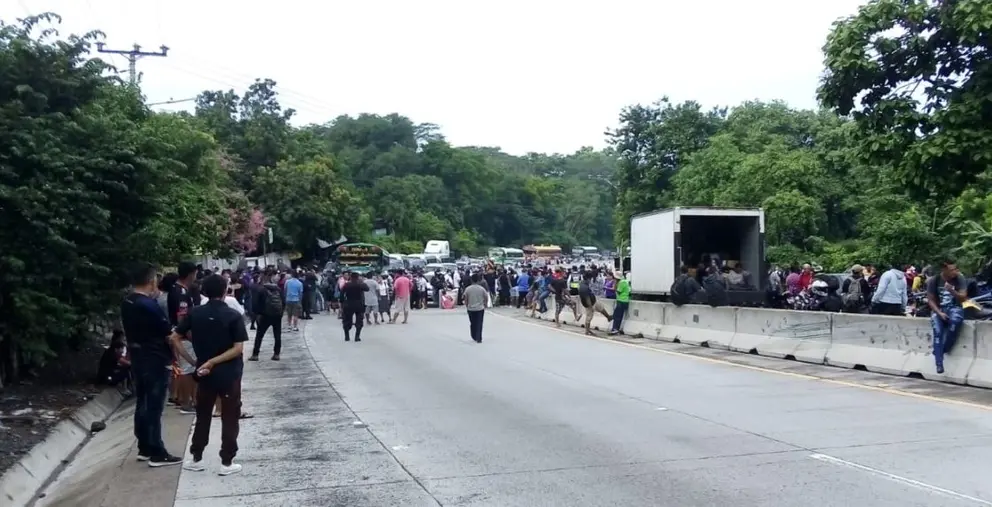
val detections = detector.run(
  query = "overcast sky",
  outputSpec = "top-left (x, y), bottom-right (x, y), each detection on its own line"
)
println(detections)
top-left (10, 0), bottom-right (866, 155)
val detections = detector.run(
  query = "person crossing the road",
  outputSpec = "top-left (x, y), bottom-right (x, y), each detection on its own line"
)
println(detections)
top-left (249, 272), bottom-right (283, 362)
top-left (391, 270), bottom-right (413, 324)
top-left (341, 272), bottom-right (369, 342)
top-left (464, 273), bottom-right (490, 343)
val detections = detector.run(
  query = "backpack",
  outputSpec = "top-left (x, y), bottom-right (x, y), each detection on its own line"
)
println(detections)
top-left (263, 285), bottom-right (284, 317)
top-left (843, 278), bottom-right (863, 311)
top-left (670, 276), bottom-right (690, 306)
top-left (568, 273), bottom-right (581, 294)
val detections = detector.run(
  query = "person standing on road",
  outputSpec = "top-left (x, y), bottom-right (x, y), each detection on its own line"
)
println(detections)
top-left (283, 272), bottom-right (304, 332)
top-left (249, 272), bottom-right (284, 362)
top-left (364, 273), bottom-right (380, 325)
top-left (120, 263), bottom-right (182, 467)
top-left (341, 272), bottom-right (369, 341)
top-left (391, 270), bottom-right (413, 324)
top-left (170, 274), bottom-right (246, 476)
top-left (464, 273), bottom-right (489, 343)
top-left (609, 273), bottom-right (631, 336)
top-left (167, 262), bottom-right (199, 415)
top-left (579, 271), bottom-right (613, 336)
top-left (515, 269), bottom-right (530, 309)
top-left (376, 274), bottom-right (392, 323)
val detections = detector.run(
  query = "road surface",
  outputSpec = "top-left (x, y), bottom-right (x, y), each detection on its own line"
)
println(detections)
top-left (173, 308), bottom-right (992, 507)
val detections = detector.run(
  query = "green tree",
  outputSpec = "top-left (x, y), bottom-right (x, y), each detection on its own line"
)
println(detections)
top-left (250, 156), bottom-right (368, 257)
top-left (609, 98), bottom-right (725, 243)
top-left (818, 0), bottom-right (992, 199)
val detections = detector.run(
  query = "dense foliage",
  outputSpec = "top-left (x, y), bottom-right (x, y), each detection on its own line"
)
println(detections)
top-left (613, 0), bottom-right (992, 274)
top-left (0, 15), bottom-right (614, 384)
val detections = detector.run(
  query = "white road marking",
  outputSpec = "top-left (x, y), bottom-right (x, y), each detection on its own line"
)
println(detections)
top-left (391, 445), bottom-right (409, 451)
top-left (809, 453), bottom-right (992, 505)
top-left (655, 407), bottom-right (669, 411)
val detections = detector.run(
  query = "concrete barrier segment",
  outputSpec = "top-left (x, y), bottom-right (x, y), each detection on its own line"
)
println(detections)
top-left (730, 308), bottom-right (831, 364)
top-left (968, 322), bottom-right (992, 388)
top-left (662, 304), bottom-right (736, 349)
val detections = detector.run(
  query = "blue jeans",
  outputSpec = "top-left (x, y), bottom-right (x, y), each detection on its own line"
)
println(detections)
top-left (133, 357), bottom-right (170, 457)
top-left (612, 301), bottom-right (629, 332)
top-left (931, 306), bottom-right (965, 370)
top-left (538, 289), bottom-right (550, 313)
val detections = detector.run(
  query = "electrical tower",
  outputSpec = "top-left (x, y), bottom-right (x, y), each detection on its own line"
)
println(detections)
top-left (95, 42), bottom-right (169, 84)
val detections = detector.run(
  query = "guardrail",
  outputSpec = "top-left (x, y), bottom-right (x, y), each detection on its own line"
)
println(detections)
top-left (547, 300), bottom-right (991, 388)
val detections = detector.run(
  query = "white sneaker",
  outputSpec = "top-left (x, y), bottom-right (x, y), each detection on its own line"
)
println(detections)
top-left (218, 463), bottom-right (242, 476)
top-left (182, 459), bottom-right (205, 472)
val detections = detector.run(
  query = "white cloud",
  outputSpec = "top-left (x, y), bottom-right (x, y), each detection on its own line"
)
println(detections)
top-left (9, 0), bottom-right (867, 155)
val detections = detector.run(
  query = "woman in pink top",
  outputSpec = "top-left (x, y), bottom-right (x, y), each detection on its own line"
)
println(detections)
top-left (391, 272), bottom-right (412, 324)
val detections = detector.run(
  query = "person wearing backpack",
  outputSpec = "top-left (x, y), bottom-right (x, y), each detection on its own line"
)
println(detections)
top-left (670, 265), bottom-right (703, 307)
top-left (249, 272), bottom-right (284, 361)
top-left (841, 264), bottom-right (870, 313)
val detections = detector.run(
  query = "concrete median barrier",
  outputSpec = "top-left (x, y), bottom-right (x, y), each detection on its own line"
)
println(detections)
top-left (622, 301), bottom-right (666, 339)
top-left (968, 322), bottom-right (992, 388)
top-left (529, 297), bottom-right (992, 388)
top-left (730, 307), bottom-right (831, 363)
top-left (661, 304), bottom-right (736, 349)
top-left (600, 301), bottom-right (992, 388)
top-left (827, 313), bottom-right (976, 384)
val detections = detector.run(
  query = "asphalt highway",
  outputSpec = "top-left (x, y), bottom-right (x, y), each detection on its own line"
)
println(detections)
top-left (174, 308), bottom-right (992, 507)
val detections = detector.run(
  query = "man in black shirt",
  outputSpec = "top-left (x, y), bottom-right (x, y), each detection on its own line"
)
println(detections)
top-left (170, 274), bottom-right (248, 476)
top-left (168, 262), bottom-right (199, 326)
top-left (120, 263), bottom-right (182, 467)
top-left (340, 272), bottom-right (369, 342)
top-left (168, 261), bottom-right (199, 414)
top-left (303, 269), bottom-right (318, 319)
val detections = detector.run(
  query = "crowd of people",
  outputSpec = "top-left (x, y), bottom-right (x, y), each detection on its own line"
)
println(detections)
top-left (106, 254), bottom-right (637, 476)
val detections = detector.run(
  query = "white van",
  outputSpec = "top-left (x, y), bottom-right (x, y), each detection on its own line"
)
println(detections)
top-left (424, 240), bottom-right (451, 261)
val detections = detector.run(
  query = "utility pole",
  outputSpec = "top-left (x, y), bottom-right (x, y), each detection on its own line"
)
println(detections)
top-left (95, 42), bottom-right (169, 85)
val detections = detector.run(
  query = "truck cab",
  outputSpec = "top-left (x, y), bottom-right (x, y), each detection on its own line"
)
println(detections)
top-left (424, 240), bottom-right (451, 261)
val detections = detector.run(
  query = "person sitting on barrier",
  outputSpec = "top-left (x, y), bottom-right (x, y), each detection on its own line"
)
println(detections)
top-left (670, 265), bottom-right (703, 307)
top-left (928, 258), bottom-right (968, 374)
top-left (702, 266), bottom-right (729, 307)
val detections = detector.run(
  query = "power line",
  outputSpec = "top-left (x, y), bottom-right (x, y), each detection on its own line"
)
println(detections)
top-left (95, 42), bottom-right (169, 85)
top-left (159, 61), bottom-right (341, 119)
top-left (169, 55), bottom-right (345, 115)
top-left (147, 97), bottom-right (196, 107)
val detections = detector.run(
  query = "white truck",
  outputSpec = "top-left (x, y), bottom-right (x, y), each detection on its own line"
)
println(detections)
top-left (630, 207), bottom-right (765, 303)
top-left (424, 240), bottom-right (451, 261)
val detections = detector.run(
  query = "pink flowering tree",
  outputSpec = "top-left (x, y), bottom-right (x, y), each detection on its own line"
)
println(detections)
top-left (225, 207), bottom-right (267, 254)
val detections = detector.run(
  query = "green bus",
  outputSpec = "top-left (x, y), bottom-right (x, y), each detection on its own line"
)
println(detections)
top-left (331, 243), bottom-right (388, 274)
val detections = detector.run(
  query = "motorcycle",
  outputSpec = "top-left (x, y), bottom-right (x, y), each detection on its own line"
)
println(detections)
top-left (963, 292), bottom-right (992, 321)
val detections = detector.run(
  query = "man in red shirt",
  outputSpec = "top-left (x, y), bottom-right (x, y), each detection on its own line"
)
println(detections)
top-left (390, 271), bottom-right (413, 324)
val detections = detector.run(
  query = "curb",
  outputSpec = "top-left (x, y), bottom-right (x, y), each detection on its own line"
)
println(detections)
top-left (0, 388), bottom-right (125, 507)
